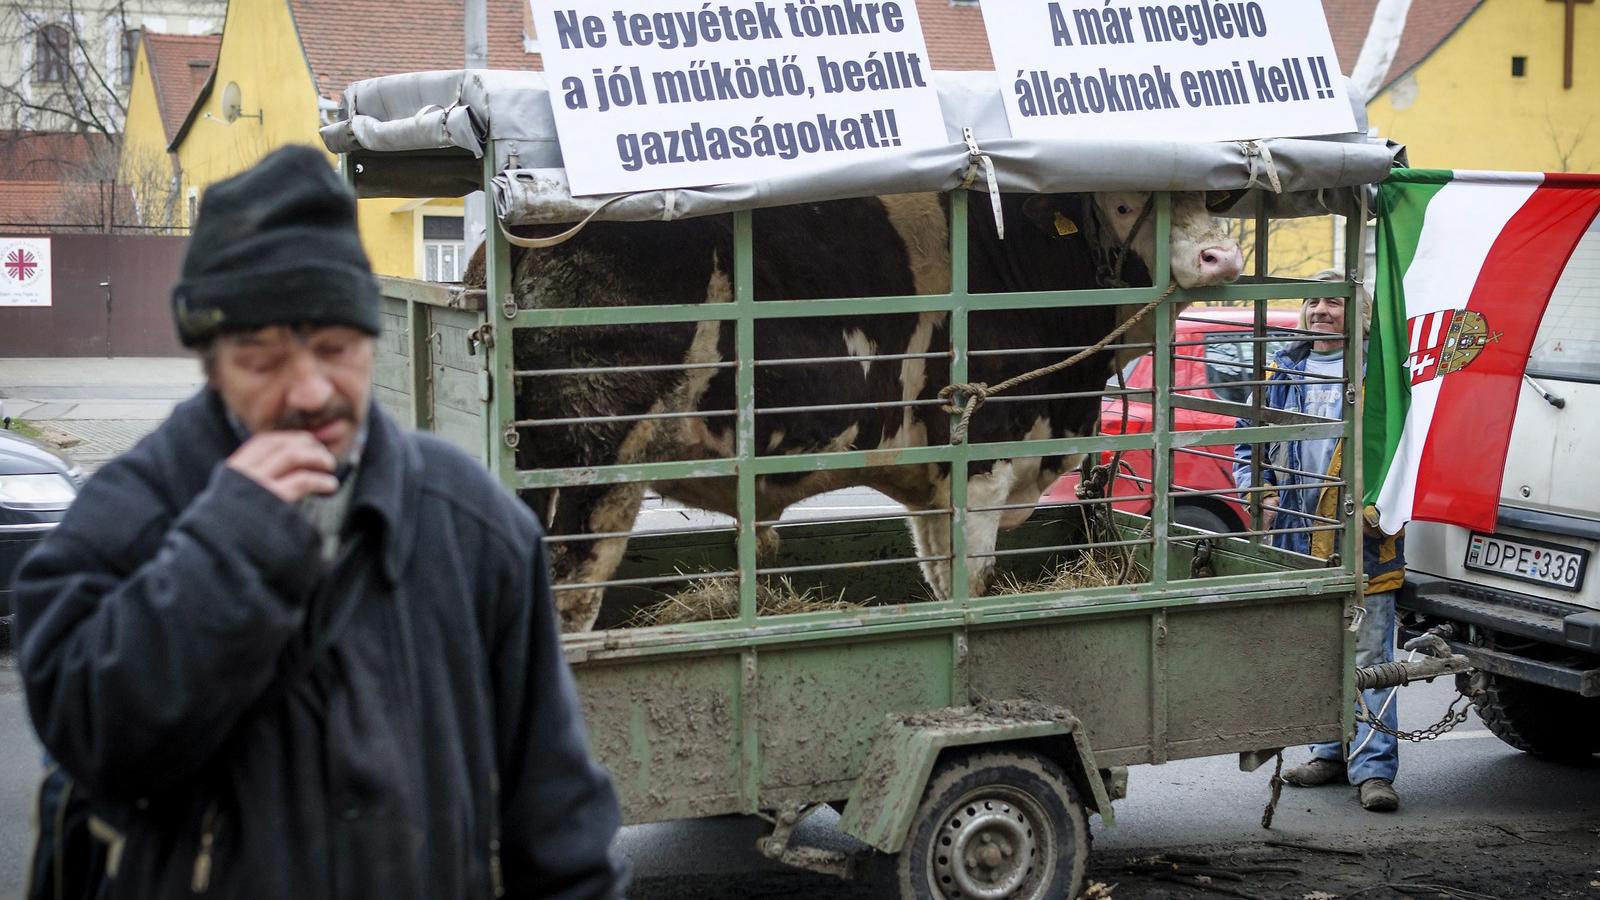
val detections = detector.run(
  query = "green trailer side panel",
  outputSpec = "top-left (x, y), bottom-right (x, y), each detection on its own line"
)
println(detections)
top-left (1163, 599), bottom-right (1346, 751)
top-left (577, 655), bottom-right (744, 823)
top-left (967, 615), bottom-right (1154, 757)
top-left (756, 637), bottom-right (953, 795)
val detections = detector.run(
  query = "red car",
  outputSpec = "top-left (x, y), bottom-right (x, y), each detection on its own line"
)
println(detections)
top-left (1046, 307), bottom-right (1302, 533)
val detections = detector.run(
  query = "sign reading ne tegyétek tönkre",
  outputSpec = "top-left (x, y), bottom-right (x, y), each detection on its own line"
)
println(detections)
top-left (530, 0), bottom-right (948, 195)
top-left (980, 0), bottom-right (1357, 143)
top-left (0, 238), bottom-right (51, 307)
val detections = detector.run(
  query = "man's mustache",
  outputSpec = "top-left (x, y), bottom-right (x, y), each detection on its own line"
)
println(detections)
top-left (275, 400), bottom-right (357, 432)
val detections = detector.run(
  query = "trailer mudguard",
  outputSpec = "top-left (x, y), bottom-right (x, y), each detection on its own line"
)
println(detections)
top-left (836, 701), bottom-right (1113, 854)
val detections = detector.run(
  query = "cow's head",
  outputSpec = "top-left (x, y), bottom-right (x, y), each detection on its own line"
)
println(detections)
top-left (1093, 192), bottom-right (1244, 288)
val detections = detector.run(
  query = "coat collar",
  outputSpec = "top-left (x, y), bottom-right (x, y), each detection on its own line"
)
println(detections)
top-left (341, 401), bottom-right (420, 586)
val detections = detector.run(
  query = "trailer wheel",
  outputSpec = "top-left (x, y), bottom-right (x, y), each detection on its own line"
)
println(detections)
top-left (1471, 673), bottom-right (1600, 760)
top-left (885, 750), bottom-right (1090, 900)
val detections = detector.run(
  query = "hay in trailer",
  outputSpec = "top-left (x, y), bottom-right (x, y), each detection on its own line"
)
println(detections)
top-left (991, 550), bottom-right (1146, 596)
top-left (625, 572), bottom-right (872, 627)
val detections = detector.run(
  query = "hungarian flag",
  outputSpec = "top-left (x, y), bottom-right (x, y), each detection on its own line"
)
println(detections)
top-left (1365, 170), bottom-right (1600, 533)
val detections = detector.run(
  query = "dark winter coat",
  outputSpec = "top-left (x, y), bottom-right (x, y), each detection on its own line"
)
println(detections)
top-left (13, 390), bottom-right (625, 899)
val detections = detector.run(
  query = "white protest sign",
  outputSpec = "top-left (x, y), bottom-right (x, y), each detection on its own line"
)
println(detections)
top-left (530, 0), bottom-right (948, 196)
top-left (0, 238), bottom-right (51, 307)
top-left (980, 0), bottom-right (1357, 142)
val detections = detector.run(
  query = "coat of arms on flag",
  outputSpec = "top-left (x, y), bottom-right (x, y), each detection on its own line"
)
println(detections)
top-left (1405, 309), bottom-right (1502, 385)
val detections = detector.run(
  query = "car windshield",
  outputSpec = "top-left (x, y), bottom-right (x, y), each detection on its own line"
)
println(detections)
top-left (1200, 331), bottom-right (1298, 403)
top-left (1527, 221), bottom-right (1600, 384)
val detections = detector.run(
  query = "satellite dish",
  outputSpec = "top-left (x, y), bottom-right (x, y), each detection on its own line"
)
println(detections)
top-left (221, 82), bottom-right (242, 123)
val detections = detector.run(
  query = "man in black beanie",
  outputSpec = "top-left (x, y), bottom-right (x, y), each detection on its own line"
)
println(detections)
top-left (13, 145), bottom-right (626, 899)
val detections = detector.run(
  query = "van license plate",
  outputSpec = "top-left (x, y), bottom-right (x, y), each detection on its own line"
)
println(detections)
top-left (1464, 533), bottom-right (1588, 592)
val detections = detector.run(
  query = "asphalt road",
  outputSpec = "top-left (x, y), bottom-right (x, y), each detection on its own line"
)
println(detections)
top-left (0, 660), bottom-right (1594, 899)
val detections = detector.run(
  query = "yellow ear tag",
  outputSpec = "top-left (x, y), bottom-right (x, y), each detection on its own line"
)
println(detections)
top-left (1053, 213), bottom-right (1079, 236)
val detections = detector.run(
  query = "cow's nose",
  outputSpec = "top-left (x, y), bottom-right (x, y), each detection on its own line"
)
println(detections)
top-left (1197, 244), bottom-right (1244, 282)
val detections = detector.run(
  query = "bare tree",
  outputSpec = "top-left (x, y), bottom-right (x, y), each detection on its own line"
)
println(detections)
top-left (0, 1), bottom-right (196, 231)
top-left (0, 0), bottom-right (136, 140)
top-left (1546, 109), bottom-right (1593, 174)
top-left (1201, 216), bottom-right (1339, 307)
top-left (117, 140), bottom-right (183, 230)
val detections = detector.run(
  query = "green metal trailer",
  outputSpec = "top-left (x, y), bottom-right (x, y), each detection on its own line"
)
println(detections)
top-left (330, 68), bottom-right (1395, 898)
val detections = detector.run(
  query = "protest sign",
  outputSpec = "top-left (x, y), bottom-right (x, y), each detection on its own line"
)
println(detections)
top-left (0, 238), bottom-right (50, 307)
top-left (980, 0), bottom-right (1357, 143)
top-left (530, 0), bottom-right (948, 195)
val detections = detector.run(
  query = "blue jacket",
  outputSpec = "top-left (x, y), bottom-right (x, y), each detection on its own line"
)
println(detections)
top-left (1232, 342), bottom-right (1405, 590)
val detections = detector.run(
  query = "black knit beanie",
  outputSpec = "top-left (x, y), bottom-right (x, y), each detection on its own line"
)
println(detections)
top-left (172, 145), bottom-right (380, 346)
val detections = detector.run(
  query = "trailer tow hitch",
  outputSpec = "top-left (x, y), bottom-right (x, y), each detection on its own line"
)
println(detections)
top-left (1261, 631), bottom-right (1479, 827)
top-left (756, 802), bottom-right (864, 880)
top-left (1351, 630), bottom-right (1480, 743)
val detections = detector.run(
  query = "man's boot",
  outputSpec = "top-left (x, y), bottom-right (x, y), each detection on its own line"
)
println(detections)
top-left (1358, 778), bottom-right (1399, 812)
top-left (1281, 757), bottom-right (1347, 787)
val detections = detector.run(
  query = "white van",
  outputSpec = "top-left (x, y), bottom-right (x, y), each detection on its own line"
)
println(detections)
top-left (1399, 214), bottom-right (1600, 759)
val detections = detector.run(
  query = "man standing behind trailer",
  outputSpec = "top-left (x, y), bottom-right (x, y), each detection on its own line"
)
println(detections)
top-left (12, 146), bottom-right (626, 897)
top-left (1231, 273), bottom-right (1406, 813)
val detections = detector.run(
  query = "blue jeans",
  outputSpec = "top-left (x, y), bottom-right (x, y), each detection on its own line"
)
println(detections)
top-left (1309, 590), bottom-right (1398, 784)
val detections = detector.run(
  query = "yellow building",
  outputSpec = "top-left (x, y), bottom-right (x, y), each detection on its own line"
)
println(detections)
top-left (1364, 0), bottom-right (1597, 171)
top-left (123, 0), bottom-right (538, 279)
top-left (1260, 0), bottom-right (1599, 278)
top-left (120, 32), bottom-right (220, 231)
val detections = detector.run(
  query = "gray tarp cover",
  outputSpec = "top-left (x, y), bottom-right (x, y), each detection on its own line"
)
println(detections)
top-left (322, 69), bottom-right (1402, 224)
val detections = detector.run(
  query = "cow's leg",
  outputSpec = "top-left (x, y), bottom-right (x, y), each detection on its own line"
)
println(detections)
top-left (993, 419), bottom-right (1065, 531)
top-left (962, 461), bottom-right (1021, 596)
top-left (905, 477), bottom-right (954, 600)
top-left (902, 460), bottom-right (1019, 600)
top-left (544, 482), bottom-right (648, 632)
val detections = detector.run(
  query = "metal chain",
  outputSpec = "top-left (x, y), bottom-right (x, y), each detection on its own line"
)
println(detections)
top-left (1355, 689), bottom-right (1474, 742)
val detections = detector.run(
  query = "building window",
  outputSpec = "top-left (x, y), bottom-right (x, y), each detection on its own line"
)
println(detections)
top-left (34, 24), bottom-right (71, 84)
top-left (423, 215), bottom-right (466, 282)
top-left (121, 29), bottom-right (141, 85)
top-left (1511, 56), bottom-right (1527, 78)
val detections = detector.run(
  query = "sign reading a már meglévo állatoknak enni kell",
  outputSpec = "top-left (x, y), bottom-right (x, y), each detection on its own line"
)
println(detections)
top-left (529, 0), bottom-right (949, 196)
top-left (0, 237), bottom-right (51, 307)
top-left (980, 0), bottom-right (1357, 143)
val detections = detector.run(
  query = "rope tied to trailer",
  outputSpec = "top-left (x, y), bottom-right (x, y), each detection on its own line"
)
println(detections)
top-left (938, 281), bottom-right (1177, 444)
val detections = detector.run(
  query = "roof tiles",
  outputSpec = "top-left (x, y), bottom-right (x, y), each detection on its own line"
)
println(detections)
top-left (287, 0), bottom-right (541, 100)
top-left (144, 33), bottom-right (222, 144)
top-left (276, 0), bottom-right (1482, 105)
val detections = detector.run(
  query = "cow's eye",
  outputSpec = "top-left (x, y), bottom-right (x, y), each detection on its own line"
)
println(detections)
top-left (1116, 204), bottom-right (1134, 215)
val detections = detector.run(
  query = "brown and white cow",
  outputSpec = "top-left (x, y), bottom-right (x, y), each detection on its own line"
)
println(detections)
top-left (470, 190), bottom-right (1242, 631)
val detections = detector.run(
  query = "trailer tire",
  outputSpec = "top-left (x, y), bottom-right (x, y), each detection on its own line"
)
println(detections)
top-left (881, 749), bottom-right (1090, 900)
top-left (1471, 673), bottom-right (1600, 760)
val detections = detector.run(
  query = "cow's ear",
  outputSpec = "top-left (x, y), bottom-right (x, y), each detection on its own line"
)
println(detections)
top-left (1020, 194), bottom-right (1081, 237)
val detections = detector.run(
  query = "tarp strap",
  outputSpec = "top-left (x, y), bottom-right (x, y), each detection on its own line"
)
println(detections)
top-left (1240, 140), bottom-right (1283, 194)
top-left (498, 193), bottom-right (628, 249)
top-left (961, 127), bottom-right (1005, 240)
